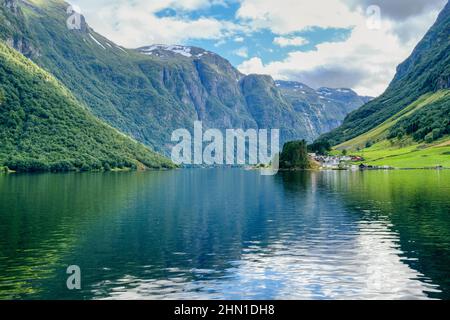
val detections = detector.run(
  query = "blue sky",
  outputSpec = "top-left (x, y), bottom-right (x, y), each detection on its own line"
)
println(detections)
top-left (151, 2), bottom-right (351, 66)
top-left (68, 0), bottom-right (447, 96)
top-left (188, 27), bottom-right (352, 67)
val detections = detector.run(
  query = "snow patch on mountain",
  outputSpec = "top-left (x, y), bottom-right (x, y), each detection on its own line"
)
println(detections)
top-left (138, 45), bottom-right (211, 58)
top-left (88, 34), bottom-right (105, 50)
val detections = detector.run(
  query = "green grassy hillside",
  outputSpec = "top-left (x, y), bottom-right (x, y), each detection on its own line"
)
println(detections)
top-left (0, 41), bottom-right (175, 172)
top-left (357, 139), bottom-right (450, 168)
top-left (336, 91), bottom-right (450, 150)
top-left (333, 91), bottom-right (450, 168)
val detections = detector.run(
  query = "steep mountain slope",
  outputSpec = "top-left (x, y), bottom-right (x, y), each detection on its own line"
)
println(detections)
top-left (0, 0), bottom-right (369, 154)
top-left (317, 1), bottom-right (450, 147)
top-left (333, 91), bottom-right (450, 168)
top-left (335, 91), bottom-right (450, 150)
top-left (0, 41), bottom-right (174, 172)
top-left (276, 81), bottom-right (371, 137)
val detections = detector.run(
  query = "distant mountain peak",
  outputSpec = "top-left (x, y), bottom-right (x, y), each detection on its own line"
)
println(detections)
top-left (275, 80), bottom-right (368, 99)
top-left (317, 87), bottom-right (357, 96)
top-left (138, 45), bottom-right (211, 59)
top-left (274, 80), bottom-right (316, 95)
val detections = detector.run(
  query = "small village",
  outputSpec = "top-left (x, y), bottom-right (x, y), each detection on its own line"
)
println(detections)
top-left (309, 153), bottom-right (394, 170)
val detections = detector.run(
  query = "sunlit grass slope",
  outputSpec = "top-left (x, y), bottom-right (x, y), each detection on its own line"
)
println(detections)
top-left (356, 138), bottom-right (450, 168)
top-left (336, 91), bottom-right (450, 151)
top-left (333, 91), bottom-right (450, 168)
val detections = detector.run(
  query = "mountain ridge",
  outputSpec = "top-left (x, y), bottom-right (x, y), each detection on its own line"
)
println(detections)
top-left (0, 0), bottom-right (370, 155)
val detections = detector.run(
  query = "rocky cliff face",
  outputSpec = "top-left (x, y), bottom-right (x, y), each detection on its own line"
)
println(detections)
top-left (0, 41), bottom-right (174, 172)
top-left (276, 81), bottom-right (371, 138)
top-left (1, 0), bottom-right (40, 58)
top-left (6, 37), bottom-right (40, 58)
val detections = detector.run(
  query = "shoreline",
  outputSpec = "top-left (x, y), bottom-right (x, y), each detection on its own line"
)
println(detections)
top-left (1, 165), bottom-right (447, 175)
top-left (278, 166), bottom-right (449, 172)
top-left (0, 166), bottom-right (177, 175)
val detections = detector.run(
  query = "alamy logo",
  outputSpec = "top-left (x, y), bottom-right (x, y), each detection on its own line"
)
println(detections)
top-left (66, 265), bottom-right (81, 290)
top-left (66, 5), bottom-right (82, 31)
top-left (366, 5), bottom-right (382, 30)
top-left (171, 122), bottom-right (280, 175)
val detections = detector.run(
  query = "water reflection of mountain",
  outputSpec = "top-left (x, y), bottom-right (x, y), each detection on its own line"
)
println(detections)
top-left (0, 172), bottom-right (161, 299)
top-left (1, 170), bottom-right (448, 299)
top-left (83, 170), bottom-right (443, 299)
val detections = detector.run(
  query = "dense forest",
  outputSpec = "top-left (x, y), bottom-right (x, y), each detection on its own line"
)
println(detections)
top-left (388, 93), bottom-right (450, 143)
top-left (279, 140), bottom-right (311, 170)
top-left (0, 41), bottom-right (175, 172)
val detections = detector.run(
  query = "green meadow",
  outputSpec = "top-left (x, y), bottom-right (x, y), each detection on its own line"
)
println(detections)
top-left (355, 139), bottom-right (450, 168)
top-left (330, 91), bottom-right (450, 169)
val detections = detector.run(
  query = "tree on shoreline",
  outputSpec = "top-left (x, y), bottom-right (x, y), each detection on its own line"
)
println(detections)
top-left (280, 140), bottom-right (310, 169)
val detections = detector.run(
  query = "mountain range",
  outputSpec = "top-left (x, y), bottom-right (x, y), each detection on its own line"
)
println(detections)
top-left (3, 0), bottom-right (446, 171)
top-left (0, 0), bottom-right (370, 158)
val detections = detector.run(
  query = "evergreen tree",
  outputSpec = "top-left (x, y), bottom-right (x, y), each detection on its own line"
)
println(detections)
top-left (280, 140), bottom-right (310, 169)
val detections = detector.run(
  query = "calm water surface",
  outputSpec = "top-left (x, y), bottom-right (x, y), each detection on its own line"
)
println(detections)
top-left (0, 169), bottom-right (449, 300)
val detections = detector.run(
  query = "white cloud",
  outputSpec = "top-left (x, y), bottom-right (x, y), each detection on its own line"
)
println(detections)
top-left (345, 0), bottom-right (447, 20)
top-left (273, 36), bottom-right (309, 47)
top-left (239, 22), bottom-right (406, 96)
top-left (68, 0), bottom-right (244, 47)
top-left (238, 57), bottom-right (267, 74)
top-left (214, 39), bottom-right (227, 47)
top-left (71, 0), bottom-right (216, 13)
top-left (237, 0), bottom-right (446, 96)
top-left (232, 47), bottom-right (249, 58)
top-left (236, 0), bottom-right (359, 34)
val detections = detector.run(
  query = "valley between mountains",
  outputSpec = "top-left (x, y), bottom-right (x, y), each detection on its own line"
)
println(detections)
top-left (0, 0), bottom-right (374, 172)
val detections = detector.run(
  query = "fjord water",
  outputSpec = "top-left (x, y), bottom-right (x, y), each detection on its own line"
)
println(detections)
top-left (0, 170), bottom-right (449, 300)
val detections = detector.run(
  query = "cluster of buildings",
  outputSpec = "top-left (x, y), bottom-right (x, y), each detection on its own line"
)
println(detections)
top-left (308, 153), bottom-right (370, 170)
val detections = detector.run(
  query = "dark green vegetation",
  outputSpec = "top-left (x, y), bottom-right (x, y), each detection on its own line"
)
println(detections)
top-left (0, 41), bottom-right (175, 172)
top-left (307, 140), bottom-right (332, 155)
top-left (332, 91), bottom-right (450, 168)
top-left (279, 140), bottom-right (311, 169)
top-left (316, 2), bottom-right (450, 148)
top-left (0, 0), bottom-right (369, 155)
top-left (388, 94), bottom-right (450, 143)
